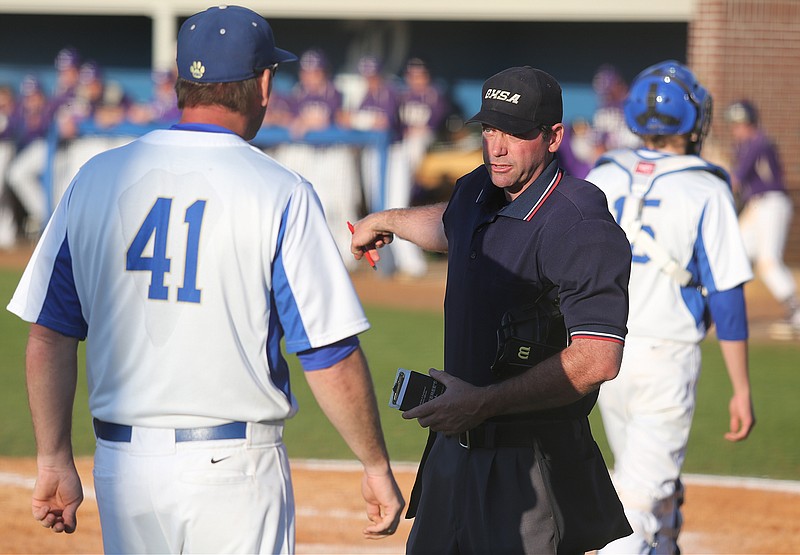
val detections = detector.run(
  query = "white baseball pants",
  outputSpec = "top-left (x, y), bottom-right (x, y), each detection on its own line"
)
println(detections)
top-left (93, 421), bottom-right (294, 554)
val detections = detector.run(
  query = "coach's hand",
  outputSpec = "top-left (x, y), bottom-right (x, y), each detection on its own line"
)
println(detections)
top-left (31, 456), bottom-right (84, 534)
top-left (403, 369), bottom-right (487, 435)
top-left (361, 468), bottom-right (404, 539)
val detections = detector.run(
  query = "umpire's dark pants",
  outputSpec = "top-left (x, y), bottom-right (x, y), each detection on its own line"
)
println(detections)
top-left (405, 419), bottom-right (631, 554)
top-left (406, 432), bottom-right (557, 554)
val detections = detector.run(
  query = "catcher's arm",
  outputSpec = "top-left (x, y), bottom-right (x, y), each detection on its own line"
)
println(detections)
top-left (718, 339), bottom-right (755, 442)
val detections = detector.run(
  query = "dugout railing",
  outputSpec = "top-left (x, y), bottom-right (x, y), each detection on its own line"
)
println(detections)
top-left (41, 121), bottom-right (390, 222)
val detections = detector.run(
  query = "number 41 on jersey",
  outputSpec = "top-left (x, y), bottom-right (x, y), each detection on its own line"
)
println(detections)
top-left (126, 197), bottom-right (207, 303)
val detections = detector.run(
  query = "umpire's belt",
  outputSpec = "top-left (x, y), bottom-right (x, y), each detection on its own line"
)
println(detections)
top-left (93, 418), bottom-right (247, 443)
top-left (458, 420), bottom-right (572, 449)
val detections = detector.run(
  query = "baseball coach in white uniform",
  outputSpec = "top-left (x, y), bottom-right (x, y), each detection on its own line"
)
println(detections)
top-left (7, 5), bottom-right (404, 553)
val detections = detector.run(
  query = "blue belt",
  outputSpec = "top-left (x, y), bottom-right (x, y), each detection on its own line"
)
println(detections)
top-left (93, 418), bottom-right (247, 443)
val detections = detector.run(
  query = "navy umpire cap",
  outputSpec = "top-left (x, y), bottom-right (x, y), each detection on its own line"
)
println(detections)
top-left (467, 66), bottom-right (563, 135)
top-left (177, 5), bottom-right (297, 83)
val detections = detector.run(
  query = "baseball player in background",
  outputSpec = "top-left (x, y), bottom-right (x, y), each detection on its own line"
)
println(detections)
top-left (585, 60), bottom-right (756, 554)
top-left (271, 49), bottom-right (362, 271)
top-left (7, 5), bottom-right (403, 553)
top-left (724, 99), bottom-right (800, 339)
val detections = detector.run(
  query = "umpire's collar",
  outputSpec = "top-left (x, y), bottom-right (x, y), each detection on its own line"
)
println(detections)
top-left (476, 159), bottom-right (563, 221)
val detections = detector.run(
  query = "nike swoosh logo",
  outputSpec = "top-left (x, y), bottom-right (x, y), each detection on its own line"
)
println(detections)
top-left (210, 456), bottom-right (231, 464)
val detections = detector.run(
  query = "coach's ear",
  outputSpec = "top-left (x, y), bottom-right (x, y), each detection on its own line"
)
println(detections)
top-left (259, 69), bottom-right (272, 107)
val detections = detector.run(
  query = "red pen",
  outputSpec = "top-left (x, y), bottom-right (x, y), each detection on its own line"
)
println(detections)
top-left (347, 221), bottom-right (377, 270)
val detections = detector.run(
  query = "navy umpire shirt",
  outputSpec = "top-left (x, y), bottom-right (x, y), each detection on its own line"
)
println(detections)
top-left (442, 159), bottom-right (631, 420)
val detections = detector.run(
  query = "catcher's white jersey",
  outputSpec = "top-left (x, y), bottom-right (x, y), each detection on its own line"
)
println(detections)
top-left (8, 128), bottom-right (369, 428)
top-left (586, 148), bottom-right (752, 343)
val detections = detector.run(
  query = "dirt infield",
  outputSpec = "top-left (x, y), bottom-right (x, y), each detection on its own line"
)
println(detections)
top-left (2, 457), bottom-right (800, 554)
top-left (2, 247), bottom-right (800, 553)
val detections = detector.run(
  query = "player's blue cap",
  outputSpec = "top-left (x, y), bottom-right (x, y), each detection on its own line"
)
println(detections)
top-left (467, 66), bottom-right (563, 135)
top-left (177, 5), bottom-right (297, 83)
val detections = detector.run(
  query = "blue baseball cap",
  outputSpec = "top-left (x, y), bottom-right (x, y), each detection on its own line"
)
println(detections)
top-left (177, 5), bottom-right (297, 83)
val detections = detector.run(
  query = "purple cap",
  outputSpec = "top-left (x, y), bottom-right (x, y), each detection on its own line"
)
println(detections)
top-left (300, 49), bottom-right (329, 72)
top-left (725, 99), bottom-right (759, 125)
top-left (357, 55), bottom-right (382, 77)
top-left (79, 61), bottom-right (103, 84)
top-left (55, 47), bottom-right (80, 71)
top-left (177, 5), bottom-right (297, 83)
top-left (405, 57), bottom-right (428, 72)
top-left (467, 66), bottom-right (563, 135)
top-left (592, 64), bottom-right (625, 97)
top-left (19, 75), bottom-right (43, 97)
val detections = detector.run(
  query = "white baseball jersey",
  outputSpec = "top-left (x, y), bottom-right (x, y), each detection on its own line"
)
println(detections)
top-left (8, 127), bottom-right (369, 428)
top-left (586, 148), bottom-right (752, 343)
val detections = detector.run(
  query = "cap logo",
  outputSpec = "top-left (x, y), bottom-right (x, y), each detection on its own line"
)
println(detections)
top-left (485, 88), bottom-right (521, 104)
top-left (190, 61), bottom-right (205, 79)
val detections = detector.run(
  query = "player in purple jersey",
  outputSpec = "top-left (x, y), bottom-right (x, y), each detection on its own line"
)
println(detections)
top-left (3, 48), bottom-right (82, 242)
top-left (272, 48), bottom-right (361, 270)
top-left (347, 55), bottom-right (400, 140)
top-left (6, 76), bottom-right (52, 237)
top-left (288, 49), bottom-right (344, 138)
top-left (398, 58), bottom-right (449, 168)
top-left (725, 99), bottom-right (800, 338)
top-left (591, 64), bottom-right (641, 158)
top-left (0, 84), bottom-right (17, 248)
top-left (369, 57), bottom-right (453, 278)
top-left (348, 55), bottom-right (400, 216)
top-left (347, 55), bottom-right (432, 277)
top-left (127, 69), bottom-right (181, 127)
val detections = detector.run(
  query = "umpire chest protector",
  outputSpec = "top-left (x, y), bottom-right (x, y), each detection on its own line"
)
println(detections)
top-left (491, 285), bottom-right (568, 379)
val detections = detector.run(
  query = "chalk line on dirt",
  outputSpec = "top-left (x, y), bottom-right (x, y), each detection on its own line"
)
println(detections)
top-left (3, 460), bottom-right (800, 509)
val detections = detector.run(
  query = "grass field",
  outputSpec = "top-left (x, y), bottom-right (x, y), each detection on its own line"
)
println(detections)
top-left (2, 267), bottom-right (799, 480)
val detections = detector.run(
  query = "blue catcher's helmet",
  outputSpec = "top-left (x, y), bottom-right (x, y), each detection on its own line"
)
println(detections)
top-left (624, 60), bottom-right (712, 154)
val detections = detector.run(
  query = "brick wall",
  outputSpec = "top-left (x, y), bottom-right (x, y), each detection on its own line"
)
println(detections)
top-left (689, 0), bottom-right (800, 264)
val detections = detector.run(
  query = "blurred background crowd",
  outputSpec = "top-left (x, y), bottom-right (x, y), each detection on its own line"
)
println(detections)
top-left (0, 46), bottom-right (784, 288)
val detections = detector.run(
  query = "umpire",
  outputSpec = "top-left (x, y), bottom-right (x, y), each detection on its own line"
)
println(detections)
top-left (350, 66), bottom-right (633, 553)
